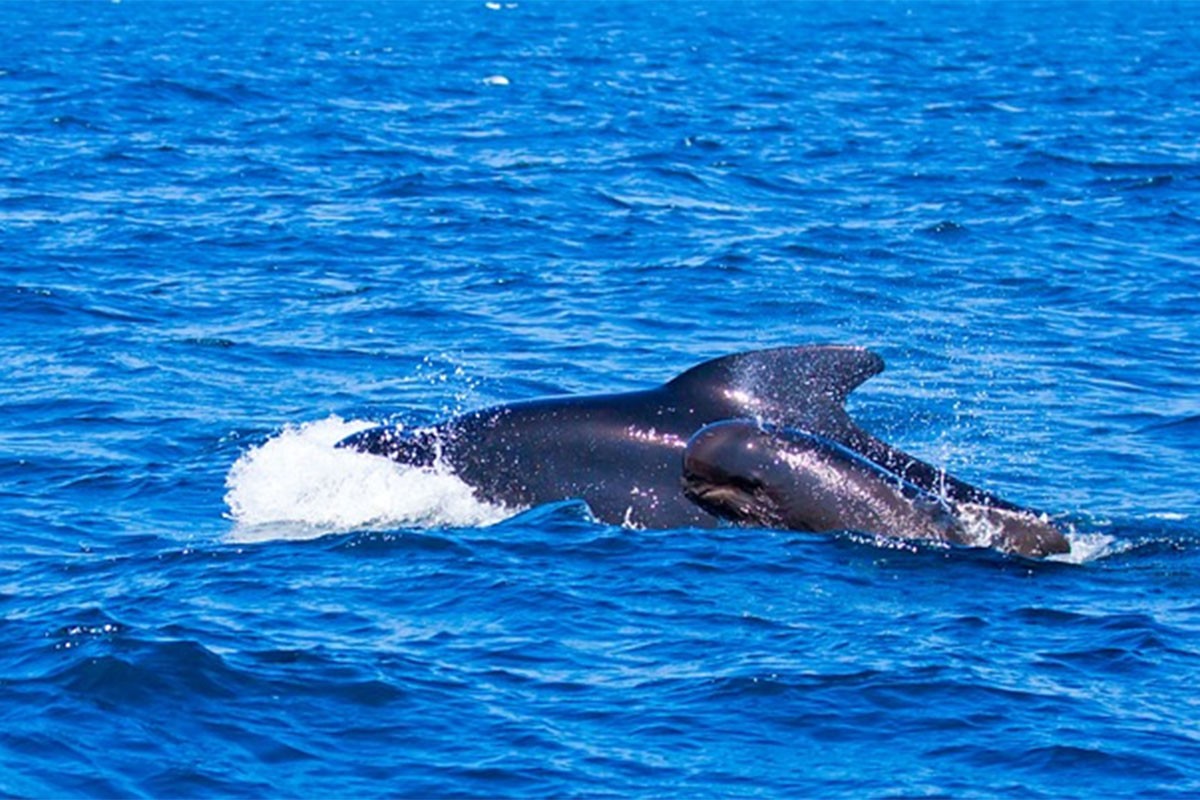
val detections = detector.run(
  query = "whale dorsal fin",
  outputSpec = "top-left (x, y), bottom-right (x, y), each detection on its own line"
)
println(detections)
top-left (665, 345), bottom-right (885, 432)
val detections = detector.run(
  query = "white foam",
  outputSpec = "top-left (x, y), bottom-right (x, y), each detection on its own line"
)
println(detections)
top-left (951, 506), bottom-right (1119, 565)
top-left (1048, 529), bottom-right (1122, 564)
top-left (223, 416), bottom-right (515, 543)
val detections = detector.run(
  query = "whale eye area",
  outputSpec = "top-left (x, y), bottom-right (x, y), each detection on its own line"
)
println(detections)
top-left (681, 458), bottom-right (782, 529)
top-left (682, 455), bottom-right (764, 497)
top-left (727, 472), bottom-right (765, 495)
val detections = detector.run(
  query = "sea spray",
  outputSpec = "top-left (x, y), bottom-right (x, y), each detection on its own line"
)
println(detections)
top-left (223, 416), bottom-right (513, 542)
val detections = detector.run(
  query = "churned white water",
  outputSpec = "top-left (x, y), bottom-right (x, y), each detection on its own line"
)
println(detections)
top-left (223, 416), bottom-right (513, 542)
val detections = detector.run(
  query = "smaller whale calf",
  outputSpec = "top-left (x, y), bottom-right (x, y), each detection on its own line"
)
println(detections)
top-left (682, 420), bottom-right (1069, 558)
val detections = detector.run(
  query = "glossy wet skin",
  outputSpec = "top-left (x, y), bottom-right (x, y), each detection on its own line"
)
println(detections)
top-left (682, 420), bottom-right (967, 543)
top-left (340, 345), bottom-right (890, 530)
top-left (683, 421), bottom-right (1070, 557)
top-left (341, 346), bottom-right (1070, 556)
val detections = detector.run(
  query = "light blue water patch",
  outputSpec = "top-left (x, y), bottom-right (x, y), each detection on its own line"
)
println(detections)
top-left (2, 1), bottom-right (1199, 797)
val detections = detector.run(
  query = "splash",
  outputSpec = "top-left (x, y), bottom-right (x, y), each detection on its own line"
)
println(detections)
top-left (959, 506), bottom-right (1120, 565)
top-left (1050, 529), bottom-right (1122, 564)
top-left (223, 416), bottom-right (514, 543)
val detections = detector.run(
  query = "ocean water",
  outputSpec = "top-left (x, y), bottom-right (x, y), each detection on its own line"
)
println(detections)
top-left (3, 0), bottom-right (1199, 796)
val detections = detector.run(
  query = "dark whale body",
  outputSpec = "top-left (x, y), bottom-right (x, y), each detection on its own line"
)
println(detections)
top-left (339, 346), bottom-right (1067, 556)
top-left (682, 421), bottom-right (1068, 557)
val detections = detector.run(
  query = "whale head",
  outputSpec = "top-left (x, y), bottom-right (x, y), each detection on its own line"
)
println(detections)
top-left (681, 420), bottom-right (792, 530)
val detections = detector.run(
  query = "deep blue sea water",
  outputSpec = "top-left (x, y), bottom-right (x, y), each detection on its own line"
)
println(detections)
top-left (3, 1), bottom-right (1200, 796)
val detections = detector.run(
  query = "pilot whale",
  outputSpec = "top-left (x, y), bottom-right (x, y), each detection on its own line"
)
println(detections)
top-left (682, 420), bottom-right (1068, 557)
top-left (339, 345), bottom-right (1065, 555)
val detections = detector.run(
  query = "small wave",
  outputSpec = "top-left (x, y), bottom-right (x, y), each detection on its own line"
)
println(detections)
top-left (1144, 511), bottom-right (1189, 522)
top-left (1138, 414), bottom-right (1200, 435)
top-left (223, 416), bottom-right (513, 543)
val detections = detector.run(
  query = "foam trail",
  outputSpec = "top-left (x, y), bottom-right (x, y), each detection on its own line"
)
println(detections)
top-left (223, 416), bottom-right (514, 543)
top-left (1050, 530), bottom-right (1120, 564)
